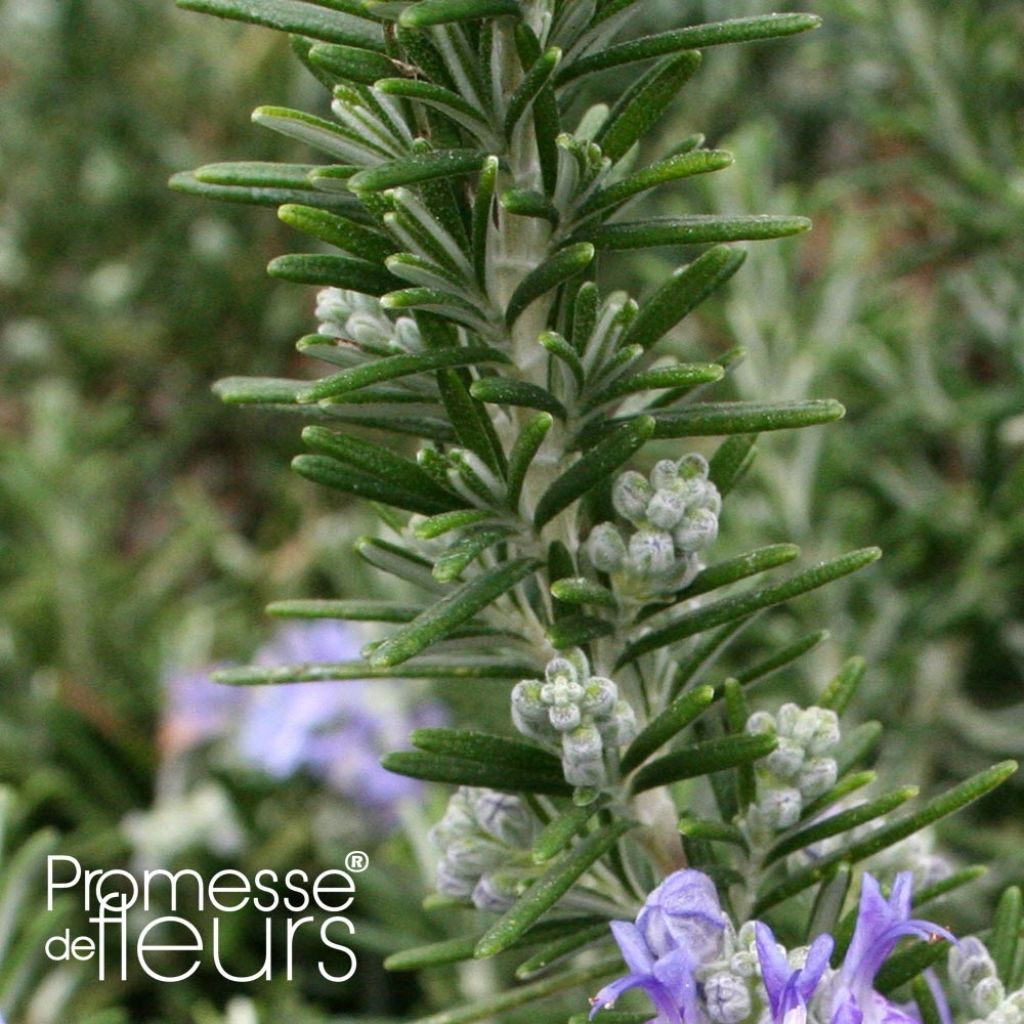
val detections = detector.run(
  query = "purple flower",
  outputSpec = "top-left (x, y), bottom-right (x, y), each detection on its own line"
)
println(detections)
top-left (755, 924), bottom-right (834, 1024)
top-left (829, 872), bottom-right (956, 1024)
top-left (590, 870), bottom-right (727, 1024)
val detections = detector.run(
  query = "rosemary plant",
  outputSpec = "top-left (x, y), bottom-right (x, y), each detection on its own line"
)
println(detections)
top-left (172, 1), bottom-right (1017, 1022)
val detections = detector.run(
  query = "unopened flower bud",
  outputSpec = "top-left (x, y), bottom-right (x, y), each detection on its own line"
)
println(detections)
top-left (511, 680), bottom-right (552, 740)
top-left (758, 786), bottom-right (802, 830)
top-left (588, 523), bottom-right (626, 573)
top-left (649, 459), bottom-right (680, 492)
top-left (647, 488), bottom-right (688, 529)
top-left (950, 937), bottom-right (997, 995)
top-left (613, 470), bottom-right (652, 523)
top-left (797, 756), bottom-right (838, 799)
top-left (705, 971), bottom-right (753, 1024)
top-left (435, 857), bottom-right (477, 899)
top-left (471, 789), bottom-right (534, 847)
top-left (562, 723), bottom-right (606, 787)
top-left (746, 711), bottom-right (777, 736)
top-left (472, 869), bottom-right (526, 912)
top-left (581, 676), bottom-right (618, 719)
top-left (673, 507), bottom-right (719, 552)
top-left (765, 737), bottom-right (805, 779)
top-left (973, 977), bottom-right (1007, 1017)
top-left (629, 528), bottom-right (677, 577)
top-left (676, 453), bottom-right (709, 480)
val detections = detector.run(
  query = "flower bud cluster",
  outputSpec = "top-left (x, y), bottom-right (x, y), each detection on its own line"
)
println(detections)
top-left (950, 937), bottom-right (1024, 1024)
top-left (429, 787), bottom-right (537, 912)
top-left (743, 704), bottom-right (840, 842)
top-left (511, 648), bottom-right (636, 789)
top-left (587, 454), bottom-right (721, 601)
top-left (700, 922), bottom-right (764, 1024)
top-left (316, 287), bottom-right (422, 355)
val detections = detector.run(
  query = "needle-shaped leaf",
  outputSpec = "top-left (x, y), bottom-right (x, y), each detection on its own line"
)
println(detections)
top-left (213, 376), bottom-right (303, 405)
top-left (620, 246), bottom-right (746, 349)
top-left (546, 615), bottom-right (615, 649)
top-left (414, 509), bottom-right (494, 539)
top-left (587, 215), bottom-right (812, 251)
top-left (252, 106), bottom-right (390, 160)
top-left (298, 346), bottom-right (510, 402)
top-left (876, 939), bottom-right (951, 995)
top-left (621, 685), bottom-right (715, 774)
top-left (399, 0), bottom-right (520, 27)
top-left (215, 657), bottom-right (532, 684)
top-left (515, 923), bottom-right (614, 979)
top-left (469, 378), bottom-right (567, 419)
top-left (732, 629), bottom-right (829, 687)
top-left (619, 548), bottom-right (881, 665)
top-left (411, 728), bottom-right (563, 775)
top-left (585, 363), bottom-right (724, 410)
top-left (370, 557), bottom-right (540, 666)
top-left (506, 243), bottom-right (595, 327)
top-left (507, 412), bottom-right (554, 510)
top-left (913, 974), bottom-right (947, 1024)
top-left (532, 799), bottom-right (608, 863)
top-left (754, 761), bottom-right (1018, 914)
top-left (834, 721), bottom-right (883, 776)
top-left (505, 46), bottom-right (562, 137)
top-left (534, 416), bottom-right (654, 528)
top-left (302, 426), bottom-right (459, 505)
top-left (278, 204), bottom-right (396, 262)
top-left (292, 454), bottom-right (457, 514)
top-left (577, 150), bottom-right (734, 221)
top-left (266, 599), bottom-right (435, 623)
top-left (594, 52), bottom-right (702, 163)
top-left (648, 400), bottom-right (844, 437)
top-left (913, 867), bottom-right (987, 910)
top-left (472, 156), bottom-right (499, 288)
top-left (268, 253), bottom-right (401, 294)
top-left (766, 786), bottom-right (920, 865)
top-left (631, 733), bottom-right (778, 794)
top-left (349, 149), bottom-right (488, 193)
top-left (991, 886), bottom-right (1022, 985)
top-left (382, 750), bottom-right (573, 795)
top-left (500, 189), bottom-right (560, 223)
top-left (557, 13), bottom-right (822, 85)
top-left (800, 771), bottom-right (877, 824)
top-left (306, 42), bottom-right (398, 83)
top-left (540, 331), bottom-right (585, 391)
top-left (475, 821), bottom-right (632, 958)
top-left (176, 0), bottom-right (384, 46)
top-left (709, 433), bottom-right (757, 495)
top-left (171, 162), bottom-right (359, 212)
top-left (414, 956), bottom-right (623, 1024)
top-left (819, 656), bottom-right (867, 715)
top-left (436, 369), bottom-right (508, 477)
top-left (432, 527), bottom-right (515, 581)
top-left (684, 544), bottom-right (801, 601)
top-left (550, 577), bottom-right (617, 609)
top-left (377, 78), bottom-right (495, 140)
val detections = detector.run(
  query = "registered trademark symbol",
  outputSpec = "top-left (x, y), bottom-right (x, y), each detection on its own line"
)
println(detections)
top-left (345, 851), bottom-right (370, 873)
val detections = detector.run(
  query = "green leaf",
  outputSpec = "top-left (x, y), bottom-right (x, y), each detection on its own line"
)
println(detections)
top-left (806, 865), bottom-right (852, 943)
top-left (505, 46), bottom-right (562, 137)
top-left (819, 656), bottom-right (867, 715)
top-left (834, 721), bottom-right (883, 776)
top-left (432, 527), bottom-right (515, 581)
top-left (385, 918), bottom-right (604, 971)
top-left (724, 679), bottom-right (755, 808)
top-left (534, 416), bottom-right (654, 529)
top-left (631, 733), bottom-right (777, 794)
top-left (578, 151), bottom-right (734, 220)
top-left (620, 685), bottom-right (715, 774)
top-left (298, 346), bottom-right (510, 402)
top-left (540, 331), bottom-right (585, 391)
top-left (754, 761), bottom-right (1018, 914)
top-left (349, 149), bottom-right (488, 193)
top-left (677, 817), bottom-right (747, 847)
top-left (546, 614), bottom-right (615, 649)
top-left (382, 750), bottom-right (573, 795)
top-left (293, 454), bottom-right (457, 514)
top-left (215, 658), bottom-right (533, 684)
top-left (266, 599), bottom-right (434, 623)
top-left (302, 426), bottom-right (459, 505)
top-left (912, 974), bottom-right (945, 1024)
top-left (378, 78), bottom-right (495, 141)
top-left (708, 433), bottom-right (757, 496)
top-left (415, 508), bottom-right (494, 540)
top-left (472, 155), bottom-right (499, 288)
top-left (649, 399), bottom-right (844, 438)
top-left (732, 629), bottom-right (830, 686)
top-left (913, 866), bottom-right (988, 909)
top-left (278, 204), bottom-right (396, 262)
top-left (532, 800), bottom-right (607, 863)
top-left (515, 923), bottom-right (613, 979)
top-left (585, 363), bottom-right (724, 410)
top-left (177, 0), bottom-right (384, 46)
top-left (557, 13), bottom-right (822, 84)
top-left (306, 42), bottom-right (398, 83)
top-left (470, 378), bottom-right (567, 420)
top-left (514, 23), bottom-right (560, 193)
top-left (594, 52), bottom-right (702, 163)
top-left (436, 369), bottom-right (508, 477)
top-left (268, 253), bottom-right (400, 294)
top-left (170, 162), bottom-right (359, 212)
top-left (550, 577), bottom-right (617, 609)
top-left (370, 557), bottom-right (540, 666)
top-left (620, 246), bottom-right (746, 350)
top-left (411, 728), bottom-right (563, 775)
top-left (587, 215), bottom-right (812, 251)
top-left (252, 106), bottom-right (390, 160)
top-left (765, 786), bottom-right (920, 865)
top-left (399, 0), bottom-right (520, 27)
top-left (876, 939), bottom-right (951, 995)
top-left (507, 412), bottom-right (554, 511)
top-left (500, 188), bottom-right (560, 223)
top-left (506, 243), bottom-right (595, 327)
top-left (213, 376), bottom-right (302, 405)
top-left (412, 955), bottom-right (622, 1024)
top-left (620, 549), bottom-right (881, 665)
top-left (991, 886), bottom-right (1022, 985)
top-left (685, 544), bottom-right (801, 600)
top-left (475, 822), bottom-right (632, 958)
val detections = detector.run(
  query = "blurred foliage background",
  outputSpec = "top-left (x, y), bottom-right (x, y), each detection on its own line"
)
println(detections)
top-left (0, 0), bottom-right (1021, 1020)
